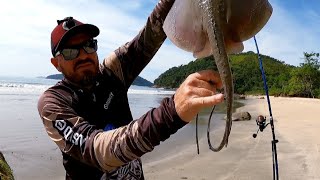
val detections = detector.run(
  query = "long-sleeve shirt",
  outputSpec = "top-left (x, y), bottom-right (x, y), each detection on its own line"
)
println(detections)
top-left (38, 0), bottom-right (186, 179)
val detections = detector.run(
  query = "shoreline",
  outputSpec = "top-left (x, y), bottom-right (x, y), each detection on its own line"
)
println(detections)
top-left (2, 96), bottom-right (320, 179)
top-left (143, 96), bottom-right (320, 180)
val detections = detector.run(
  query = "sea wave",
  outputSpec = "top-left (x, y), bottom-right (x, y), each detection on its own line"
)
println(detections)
top-left (129, 85), bottom-right (175, 95)
top-left (0, 83), bottom-right (175, 95)
top-left (0, 83), bottom-right (51, 95)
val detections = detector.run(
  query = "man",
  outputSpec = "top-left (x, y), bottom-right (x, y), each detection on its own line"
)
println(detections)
top-left (38, 0), bottom-right (224, 179)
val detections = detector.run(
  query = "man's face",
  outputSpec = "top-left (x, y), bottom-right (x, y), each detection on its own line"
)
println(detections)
top-left (51, 33), bottom-right (99, 88)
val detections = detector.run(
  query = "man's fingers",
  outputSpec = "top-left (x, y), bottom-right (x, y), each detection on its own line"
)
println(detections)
top-left (193, 93), bottom-right (224, 107)
top-left (192, 86), bottom-right (217, 97)
top-left (174, 70), bottom-right (225, 123)
top-left (191, 79), bottom-right (217, 92)
top-left (192, 70), bottom-right (223, 89)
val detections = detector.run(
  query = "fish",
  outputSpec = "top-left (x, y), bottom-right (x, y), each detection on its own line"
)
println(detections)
top-left (163, 0), bottom-right (273, 151)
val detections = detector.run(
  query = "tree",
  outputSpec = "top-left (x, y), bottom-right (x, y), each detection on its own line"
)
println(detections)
top-left (155, 52), bottom-right (294, 96)
top-left (286, 52), bottom-right (320, 98)
top-left (301, 52), bottom-right (320, 69)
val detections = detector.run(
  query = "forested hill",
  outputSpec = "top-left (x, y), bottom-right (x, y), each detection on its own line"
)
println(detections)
top-left (46, 74), bottom-right (153, 87)
top-left (154, 51), bottom-right (320, 98)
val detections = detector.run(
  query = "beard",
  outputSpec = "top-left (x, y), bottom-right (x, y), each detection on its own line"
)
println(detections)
top-left (63, 69), bottom-right (98, 88)
top-left (77, 70), bottom-right (97, 87)
top-left (62, 59), bottom-right (99, 88)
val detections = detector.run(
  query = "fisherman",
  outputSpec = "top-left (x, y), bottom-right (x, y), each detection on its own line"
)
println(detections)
top-left (37, 1), bottom-right (224, 179)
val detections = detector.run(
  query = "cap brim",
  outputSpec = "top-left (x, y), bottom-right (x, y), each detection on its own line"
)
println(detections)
top-left (54, 24), bottom-right (100, 54)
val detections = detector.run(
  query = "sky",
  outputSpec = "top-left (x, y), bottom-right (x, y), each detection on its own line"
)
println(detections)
top-left (0, 0), bottom-right (319, 82)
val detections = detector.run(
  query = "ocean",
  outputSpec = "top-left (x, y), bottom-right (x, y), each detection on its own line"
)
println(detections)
top-left (0, 76), bottom-right (177, 118)
top-left (0, 76), bottom-right (226, 180)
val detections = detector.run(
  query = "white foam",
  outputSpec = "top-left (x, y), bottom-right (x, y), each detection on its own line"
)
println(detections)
top-left (128, 87), bottom-right (175, 95)
top-left (0, 83), bottom-right (175, 95)
top-left (0, 83), bottom-right (51, 95)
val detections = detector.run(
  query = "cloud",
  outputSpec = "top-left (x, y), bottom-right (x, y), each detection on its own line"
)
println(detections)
top-left (0, 0), bottom-right (193, 81)
top-left (0, 0), bottom-right (319, 82)
top-left (243, 0), bottom-right (320, 66)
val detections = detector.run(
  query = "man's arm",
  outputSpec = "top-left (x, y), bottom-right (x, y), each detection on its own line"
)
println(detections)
top-left (38, 69), bottom-right (224, 172)
top-left (38, 88), bottom-right (186, 172)
top-left (102, 0), bottom-right (175, 88)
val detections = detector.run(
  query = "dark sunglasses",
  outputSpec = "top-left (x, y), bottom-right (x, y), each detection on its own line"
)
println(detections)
top-left (55, 39), bottom-right (98, 60)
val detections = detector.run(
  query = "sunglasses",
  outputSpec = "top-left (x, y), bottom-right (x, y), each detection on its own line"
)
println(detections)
top-left (55, 39), bottom-right (98, 60)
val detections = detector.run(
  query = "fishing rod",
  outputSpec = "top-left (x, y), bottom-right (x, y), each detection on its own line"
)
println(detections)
top-left (252, 36), bottom-right (279, 180)
top-left (194, 36), bottom-right (279, 180)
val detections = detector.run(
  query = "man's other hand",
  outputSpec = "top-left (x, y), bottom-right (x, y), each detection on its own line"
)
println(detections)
top-left (174, 70), bottom-right (224, 122)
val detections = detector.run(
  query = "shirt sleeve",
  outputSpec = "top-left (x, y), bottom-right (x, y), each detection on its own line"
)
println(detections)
top-left (37, 89), bottom-right (103, 169)
top-left (101, 0), bottom-right (175, 88)
top-left (38, 88), bottom-right (186, 173)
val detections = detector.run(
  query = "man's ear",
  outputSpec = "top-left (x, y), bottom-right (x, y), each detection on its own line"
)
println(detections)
top-left (51, 57), bottom-right (61, 72)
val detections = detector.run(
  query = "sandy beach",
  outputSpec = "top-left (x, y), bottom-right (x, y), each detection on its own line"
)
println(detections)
top-left (142, 96), bottom-right (320, 180)
top-left (1, 95), bottom-right (320, 179)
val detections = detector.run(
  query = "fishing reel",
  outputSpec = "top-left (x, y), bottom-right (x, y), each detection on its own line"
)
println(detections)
top-left (252, 115), bottom-right (269, 138)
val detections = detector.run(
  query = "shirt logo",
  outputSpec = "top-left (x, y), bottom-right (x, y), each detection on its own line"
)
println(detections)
top-left (55, 120), bottom-right (87, 147)
top-left (104, 92), bottom-right (114, 110)
top-left (108, 159), bottom-right (142, 179)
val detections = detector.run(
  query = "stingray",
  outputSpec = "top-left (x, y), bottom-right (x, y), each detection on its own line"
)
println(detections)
top-left (163, 0), bottom-right (273, 151)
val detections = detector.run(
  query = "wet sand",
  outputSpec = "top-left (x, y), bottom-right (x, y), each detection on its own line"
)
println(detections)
top-left (1, 95), bottom-right (320, 179)
top-left (142, 96), bottom-right (320, 180)
top-left (0, 93), bottom-right (65, 180)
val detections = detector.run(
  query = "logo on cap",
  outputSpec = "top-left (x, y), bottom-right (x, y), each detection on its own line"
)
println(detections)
top-left (59, 17), bottom-right (76, 31)
top-left (51, 17), bottom-right (100, 56)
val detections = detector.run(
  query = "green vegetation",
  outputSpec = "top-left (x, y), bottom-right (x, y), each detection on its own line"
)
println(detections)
top-left (0, 152), bottom-right (14, 180)
top-left (285, 52), bottom-right (320, 98)
top-left (154, 52), bottom-right (320, 98)
top-left (132, 76), bottom-right (154, 87)
top-left (154, 56), bottom-right (218, 89)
